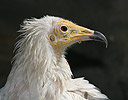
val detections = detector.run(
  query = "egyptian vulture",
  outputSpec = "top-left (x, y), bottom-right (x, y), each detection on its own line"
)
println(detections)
top-left (0, 16), bottom-right (108, 100)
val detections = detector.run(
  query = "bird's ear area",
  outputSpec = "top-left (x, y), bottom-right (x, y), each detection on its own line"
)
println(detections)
top-left (48, 20), bottom-right (71, 42)
top-left (48, 32), bottom-right (57, 45)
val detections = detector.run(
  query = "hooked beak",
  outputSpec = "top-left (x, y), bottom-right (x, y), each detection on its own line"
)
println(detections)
top-left (70, 27), bottom-right (108, 48)
top-left (89, 31), bottom-right (108, 48)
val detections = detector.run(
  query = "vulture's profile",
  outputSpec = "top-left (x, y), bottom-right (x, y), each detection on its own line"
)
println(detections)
top-left (0, 16), bottom-right (108, 100)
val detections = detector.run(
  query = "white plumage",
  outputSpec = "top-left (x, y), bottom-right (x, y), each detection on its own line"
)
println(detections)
top-left (0, 16), bottom-right (108, 100)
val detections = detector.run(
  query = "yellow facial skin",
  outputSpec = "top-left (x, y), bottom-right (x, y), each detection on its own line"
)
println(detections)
top-left (48, 19), bottom-right (94, 55)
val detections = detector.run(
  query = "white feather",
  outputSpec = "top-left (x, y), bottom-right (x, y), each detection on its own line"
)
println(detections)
top-left (0, 16), bottom-right (108, 100)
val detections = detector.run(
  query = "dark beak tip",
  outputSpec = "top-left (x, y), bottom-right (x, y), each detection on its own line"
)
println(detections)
top-left (90, 31), bottom-right (108, 48)
top-left (105, 41), bottom-right (108, 48)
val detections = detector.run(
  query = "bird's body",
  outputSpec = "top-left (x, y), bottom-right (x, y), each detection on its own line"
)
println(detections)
top-left (0, 16), bottom-right (108, 100)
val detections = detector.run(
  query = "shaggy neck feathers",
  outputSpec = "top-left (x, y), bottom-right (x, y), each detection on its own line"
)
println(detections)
top-left (3, 16), bottom-right (72, 99)
top-left (0, 16), bottom-right (108, 100)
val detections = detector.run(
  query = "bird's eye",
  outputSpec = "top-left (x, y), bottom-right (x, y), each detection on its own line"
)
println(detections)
top-left (60, 25), bottom-right (68, 32)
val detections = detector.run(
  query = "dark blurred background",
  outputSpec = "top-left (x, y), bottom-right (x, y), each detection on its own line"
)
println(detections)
top-left (0, 0), bottom-right (128, 100)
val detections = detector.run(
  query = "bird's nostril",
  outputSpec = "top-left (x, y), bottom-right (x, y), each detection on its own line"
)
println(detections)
top-left (81, 30), bottom-right (89, 33)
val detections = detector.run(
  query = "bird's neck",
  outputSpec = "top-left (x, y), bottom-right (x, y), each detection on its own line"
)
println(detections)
top-left (3, 36), bottom-right (72, 99)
